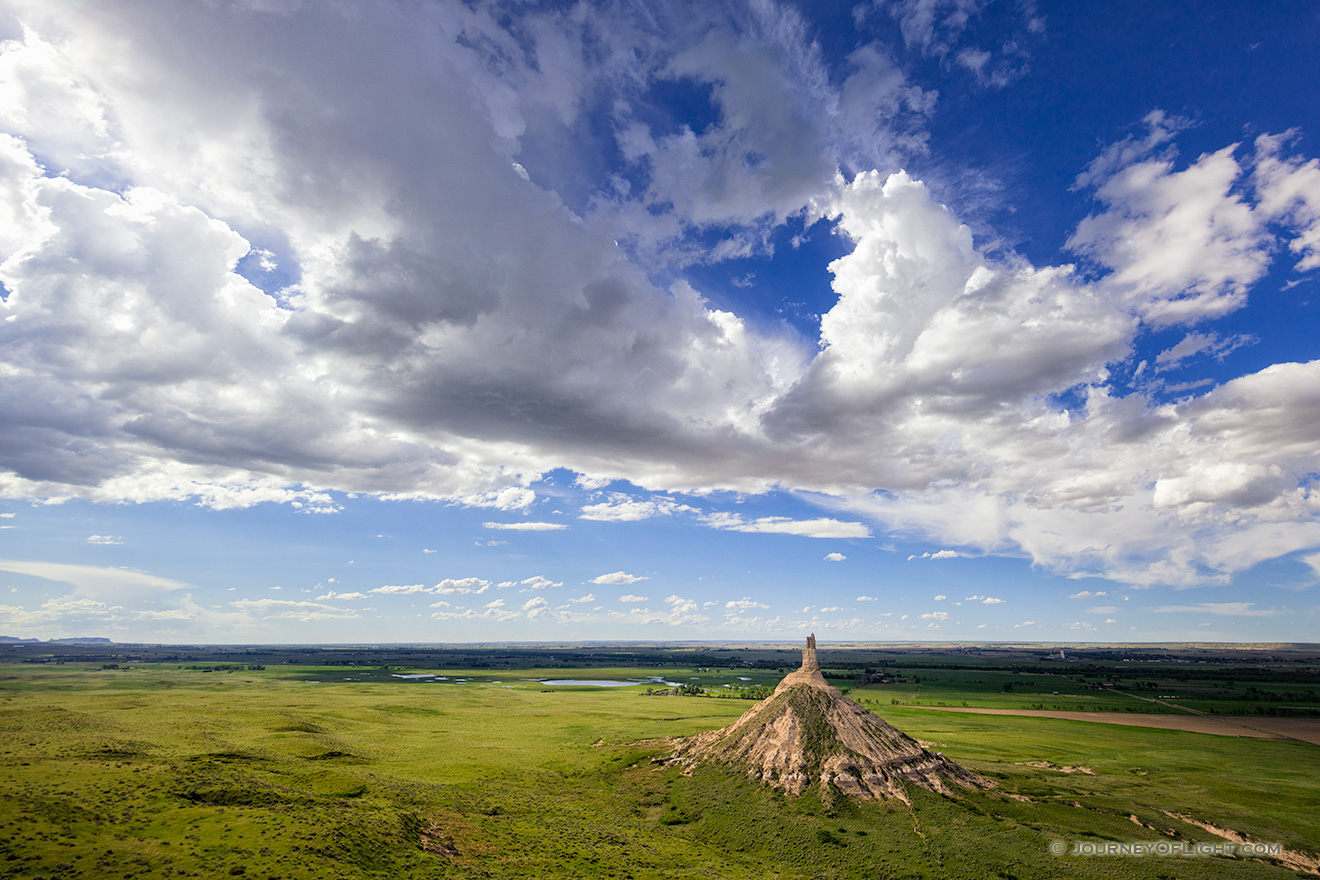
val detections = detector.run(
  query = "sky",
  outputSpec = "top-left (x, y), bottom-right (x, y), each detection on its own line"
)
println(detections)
top-left (1, 0), bottom-right (1319, 644)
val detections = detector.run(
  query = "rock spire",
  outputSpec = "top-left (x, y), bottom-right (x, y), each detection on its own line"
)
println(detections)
top-left (774, 632), bottom-right (832, 693)
top-left (668, 635), bottom-right (991, 803)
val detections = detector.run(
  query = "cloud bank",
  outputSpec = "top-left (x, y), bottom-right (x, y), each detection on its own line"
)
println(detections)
top-left (0, 1), bottom-right (1318, 593)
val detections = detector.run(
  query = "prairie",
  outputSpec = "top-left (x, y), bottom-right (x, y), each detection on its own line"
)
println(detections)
top-left (0, 649), bottom-right (1317, 878)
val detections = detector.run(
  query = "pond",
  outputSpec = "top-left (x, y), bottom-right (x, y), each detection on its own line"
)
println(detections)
top-left (536, 676), bottom-right (682, 688)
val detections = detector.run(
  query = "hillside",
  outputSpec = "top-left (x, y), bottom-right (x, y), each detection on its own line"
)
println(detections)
top-left (670, 635), bottom-right (990, 802)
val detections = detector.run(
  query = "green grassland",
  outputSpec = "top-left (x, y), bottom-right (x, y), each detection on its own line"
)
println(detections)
top-left (0, 660), bottom-right (1317, 879)
top-left (853, 668), bottom-right (1320, 715)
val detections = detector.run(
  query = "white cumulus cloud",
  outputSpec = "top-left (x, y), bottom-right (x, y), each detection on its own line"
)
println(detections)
top-left (482, 522), bottom-right (569, 531)
top-left (432, 578), bottom-right (491, 595)
top-left (579, 496), bottom-right (697, 522)
top-left (591, 571), bottom-right (648, 585)
top-left (371, 584), bottom-right (429, 595)
top-left (725, 597), bottom-right (769, 610)
top-left (702, 513), bottom-right (871, 539)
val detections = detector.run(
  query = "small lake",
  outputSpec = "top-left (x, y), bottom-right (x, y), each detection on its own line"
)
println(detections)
top-left (537, 677), bottom-right (681, 688)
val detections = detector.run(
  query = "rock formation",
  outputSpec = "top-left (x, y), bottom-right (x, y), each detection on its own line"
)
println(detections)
top-left (669, 634), bottom-right (990, 803)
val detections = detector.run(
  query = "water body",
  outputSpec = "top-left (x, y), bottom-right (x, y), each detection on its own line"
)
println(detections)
top-left (538, 679), bottom-right (637, 687)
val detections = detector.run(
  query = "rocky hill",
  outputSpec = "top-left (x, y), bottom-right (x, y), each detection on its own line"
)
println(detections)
top-left (669, 635), bottom-right (990, 803)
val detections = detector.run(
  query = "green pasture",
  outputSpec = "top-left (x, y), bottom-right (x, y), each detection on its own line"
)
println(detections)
top-left (0, 662), bottom-right (1316, 879)
top-left (843, 666), bottom-right (1320, 716)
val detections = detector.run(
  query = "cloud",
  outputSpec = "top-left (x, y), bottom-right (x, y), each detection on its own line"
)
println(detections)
top-left (856, 595), bottom-right (878, 602)
top-left (133, 608), bottom-right (197, 621)
top-left (432, 578), bottom-right (491, 595)
top-left (1252, 131), bottom-right (1320, 271)
top-left (881, 0), bottom-right (985, 59)
top-left (872, 0), bottom-right (1039, 88)
top-left (823, 552), bottom-right (846, 562)
top-left (919, 611), bottom-right (948, 620)
top-left (86, 535), bottom-right (123, 545)
top-left (0, 3), bottom-right (1318, 598)
top-left (568, 593), bottom-right (596, 604)
top-left (933, 594), bottom-right (946, 600)
top-left (0, 595), bottom-right (121, 628)
top-left (519, 575), bottom-right (562, 590)
top-left (618, 594), bottom-right (649, 603)
top-left (371, 584), bottom-right (429, 595)
top-left (430, 596), bottom-right (520, 623)
top-left (725, 597), bottom-right (769, 610)
top-left (522, 596), bottom-right (549, 619)
top-left (481, 521), bottom-right (569, 531)
top-left (702, 513), bottom-right (871, 539)
top-left (980, 597), bottom-right (1005, 605)
top-left (229, 598), bottom-right (361, 621)
top-left (1068, 590), bottom-right (1108, 599)
top-left (454, 490), bottom-right (537, 511)
top-left (1068, 114), bottom-right (1270, 326)
top-left (0, 5), bottom-right (805, 516)
top-left (590, 571), bottom-right (648, 585)
top-left (908, 550), bottom-right (959, 560)
top-left (579, 496), bottom-right (694, 522)
top-left (315, 591), bottom-right (368, 601)
top-left (1154, 602), bottom-right (1274, 617)
top-left (598, 594), bottom-right (707, 627)
top-left (1154, 331), bottom-right (1254, 370)
top-left (0, 559), bottom-right (190, 601)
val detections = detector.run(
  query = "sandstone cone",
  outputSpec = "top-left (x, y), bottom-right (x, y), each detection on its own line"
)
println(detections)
top-left (669, 635), bottom-right (991, 803)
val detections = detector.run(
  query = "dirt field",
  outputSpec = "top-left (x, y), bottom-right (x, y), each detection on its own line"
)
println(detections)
top-left (913, 707), bottom-right (1320, 745)
top-left (1228, 716), bottom-right (1320, 745)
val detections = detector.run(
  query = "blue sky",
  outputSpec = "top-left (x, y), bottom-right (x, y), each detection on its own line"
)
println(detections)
top-left (1, 0), bottom-right (1319, 643)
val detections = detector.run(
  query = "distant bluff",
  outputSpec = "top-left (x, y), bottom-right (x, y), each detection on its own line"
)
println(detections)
top-left (668, 635), bottom-right (990, 803)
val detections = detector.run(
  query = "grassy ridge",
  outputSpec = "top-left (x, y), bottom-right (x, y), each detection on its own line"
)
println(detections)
top-left (1, 663), bottom-right (1316, 878)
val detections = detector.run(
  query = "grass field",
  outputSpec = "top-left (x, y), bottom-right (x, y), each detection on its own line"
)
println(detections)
top-left (1, 658), bottom-right (1317, 879)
